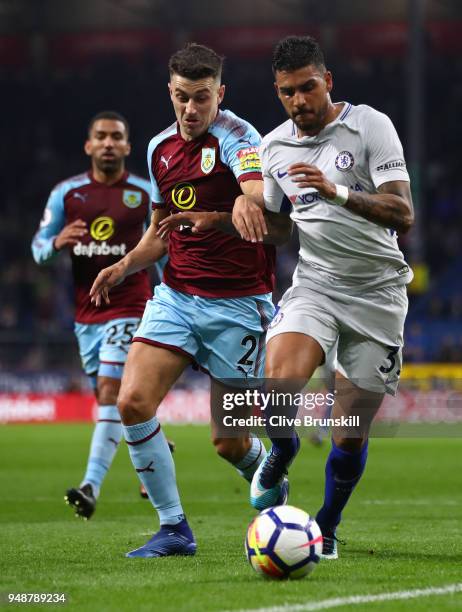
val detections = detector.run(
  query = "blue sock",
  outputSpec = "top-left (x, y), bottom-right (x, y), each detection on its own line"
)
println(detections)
top-left (270, 434), bottom-right (299, 462)
top-left (316, 440), bottom-right (369, 531)
top-left (234, 437), bottom-right (267, 482)
top-left (265, 391), bottom-right (300, 462)
top-left (124, 416), bottom-right (184, 526)
top-left (81, 405), bottom-right (122, 498)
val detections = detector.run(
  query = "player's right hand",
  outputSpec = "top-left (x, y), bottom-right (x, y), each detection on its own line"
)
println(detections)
top-left (232, 195), bottom-right (268, 243)
top-left (53, 219), bottom-right (87, 250)
top-left (89, 262), bottom-right (127, 307)
top-left (157, 212), bottom-right (217, 239)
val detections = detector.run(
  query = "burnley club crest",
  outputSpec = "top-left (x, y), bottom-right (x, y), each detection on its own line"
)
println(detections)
top-left (201, 148), bottom-right (216, 174)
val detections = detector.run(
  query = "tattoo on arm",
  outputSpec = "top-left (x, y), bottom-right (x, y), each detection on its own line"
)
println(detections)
top-left (344, 181), bottom-right (414, 233)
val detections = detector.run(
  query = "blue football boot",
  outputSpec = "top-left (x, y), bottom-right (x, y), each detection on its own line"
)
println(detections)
top-left (126, 520), bottom-right (196, 558)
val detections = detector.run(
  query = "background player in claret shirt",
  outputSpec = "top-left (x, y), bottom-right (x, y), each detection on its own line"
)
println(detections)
top-left (32, 111), bottom-right (166, 518)
top-left (90, 44), bottom-right (278, 558)
top-left (233, 36), bottom-right (414, 559)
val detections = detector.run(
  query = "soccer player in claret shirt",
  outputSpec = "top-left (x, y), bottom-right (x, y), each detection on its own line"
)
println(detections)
top-left (233, 36), bottom-right (414, 559)
top-left (32, 111), bottom-right (167, 519)
top-left (90, 44), bottom-right (280, 558)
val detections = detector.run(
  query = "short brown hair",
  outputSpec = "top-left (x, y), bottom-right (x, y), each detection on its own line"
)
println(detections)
top-left (168, 43), bottom-right (224, 81)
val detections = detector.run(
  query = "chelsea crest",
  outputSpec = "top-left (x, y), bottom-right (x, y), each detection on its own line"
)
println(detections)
top-left (335, 150), bottom-right (354, 172)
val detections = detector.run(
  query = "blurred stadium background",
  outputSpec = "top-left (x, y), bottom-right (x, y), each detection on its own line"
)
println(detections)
top-left (1, 0), bottom-right (462, 425)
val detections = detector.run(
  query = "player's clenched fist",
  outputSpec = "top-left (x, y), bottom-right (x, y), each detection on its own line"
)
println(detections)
top-left (53, 219), bottom-right (87, 250)
top-left (90, 261), bottom-right (127, 306)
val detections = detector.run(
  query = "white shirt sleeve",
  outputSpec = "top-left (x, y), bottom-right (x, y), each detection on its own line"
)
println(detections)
top-left (261, 142), bottom-right (292, 214)
top-left (365, 109), bottom-right (410, 188)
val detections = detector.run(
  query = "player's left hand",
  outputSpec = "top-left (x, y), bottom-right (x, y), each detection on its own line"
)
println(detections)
top-left (288, 163), bottom-right (337, 200)
top-left (157, 212), bottom-right (217, 239)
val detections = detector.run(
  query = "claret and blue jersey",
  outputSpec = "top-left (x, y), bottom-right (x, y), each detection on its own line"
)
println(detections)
top-left (147, 108), bottom-right (275, 298)
top-left (31, 171), bottom-right (154, 324)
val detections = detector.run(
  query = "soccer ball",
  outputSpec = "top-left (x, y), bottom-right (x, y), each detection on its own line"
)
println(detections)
top-left (245, 505), bottom-right (323, 579)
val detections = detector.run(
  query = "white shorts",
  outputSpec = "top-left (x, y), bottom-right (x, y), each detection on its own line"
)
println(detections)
top-left (266, 284), bottom-right (408, 395)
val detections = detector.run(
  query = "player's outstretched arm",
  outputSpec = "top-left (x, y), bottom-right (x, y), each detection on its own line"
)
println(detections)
top-left (157, 180), bottom-right (270, 241)
top-left (157, 180), bottom-right (265, 240)
top-left (90, 210), bottom-right (168, 306)
top-left (157, 211), bottom-right (220, 238)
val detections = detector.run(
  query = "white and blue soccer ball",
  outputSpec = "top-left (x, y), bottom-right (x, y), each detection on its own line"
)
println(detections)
top-left (245, 505), bottom-right (322, 579)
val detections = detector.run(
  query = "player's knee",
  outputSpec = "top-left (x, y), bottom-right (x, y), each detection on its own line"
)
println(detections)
top-left (212, 437), bottom-right (248, 463)
top-left (332, 435), bottom-right (367, 453)
top-left (97, 378), bottom-right (119, 406)
top-left (117, 389), bottom-right (152, 425)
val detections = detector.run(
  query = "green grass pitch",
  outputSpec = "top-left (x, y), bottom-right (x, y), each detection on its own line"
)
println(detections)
top-left (1, 424), bottom-right (461, 611)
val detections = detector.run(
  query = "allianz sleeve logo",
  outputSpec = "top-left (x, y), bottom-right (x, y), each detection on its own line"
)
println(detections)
top-left (73, 241), bottom-right (127, 257)
top-left (376, 160), bottom-right (406, 172)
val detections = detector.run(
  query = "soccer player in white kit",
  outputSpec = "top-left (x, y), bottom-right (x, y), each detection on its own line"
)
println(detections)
top-left (232, 36), bottom-right (414, 559)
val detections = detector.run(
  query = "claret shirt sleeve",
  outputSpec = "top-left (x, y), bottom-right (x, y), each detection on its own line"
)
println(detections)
top-left (31, 183), bottom-right (66, 264)
top-left (147, 138), bottom-right (166, 209)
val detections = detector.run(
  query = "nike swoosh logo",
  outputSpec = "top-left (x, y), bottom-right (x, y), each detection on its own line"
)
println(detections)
top-left (277, 170), bottom-right (288, 178)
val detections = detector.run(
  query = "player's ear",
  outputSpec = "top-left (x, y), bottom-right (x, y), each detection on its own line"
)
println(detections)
top-left (125, 141), bottom-right (131, 157)
top-left (84, 140), bottom-right (92, 157)
top-left (325, 70), bottom-right (333, 94)
top-left (217, 83), bottom-right (225, 104)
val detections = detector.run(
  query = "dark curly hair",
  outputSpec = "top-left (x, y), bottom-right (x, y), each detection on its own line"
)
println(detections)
top-left (272, 36), bottom-right (326, 74)
top-left (169, 43), bottom-right (224, 81)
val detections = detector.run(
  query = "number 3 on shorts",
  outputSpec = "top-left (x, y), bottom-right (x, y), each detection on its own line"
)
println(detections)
top-left (379, 345), bottom-right (401, 377)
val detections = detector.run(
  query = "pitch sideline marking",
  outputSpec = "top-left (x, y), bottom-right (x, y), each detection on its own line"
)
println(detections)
top-left (227, 583), bottom-right (462, 612)
top-left (361, 499), bottom-right (458, 506)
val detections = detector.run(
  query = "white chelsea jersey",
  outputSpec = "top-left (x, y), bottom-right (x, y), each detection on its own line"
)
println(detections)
top-left (261, 102), bottom-right (413, 293)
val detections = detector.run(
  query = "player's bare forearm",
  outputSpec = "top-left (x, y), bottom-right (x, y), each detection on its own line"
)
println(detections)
top-left (344, 182), bottom-right (414, 233)
top-left (157, 210), bottom-right (239, 239)
top-left (261, 210), bottom-right (293, 245)
top-left (157, 180), bottom-right (267, 242)
top-left (214, 208), bottom-right (291, 246)
top-left (122, 218), bottom-right (167, 276)
top-left (90, 212), bottom-right (167, 306)
top-left (211, 212), bottom-right (239, 235)
top-left (208, 180), bottom-right (266, 240)
top-left (239, 179), bottom-right (265, 208)
top-left (289, 163), bottom-right (414, 234)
